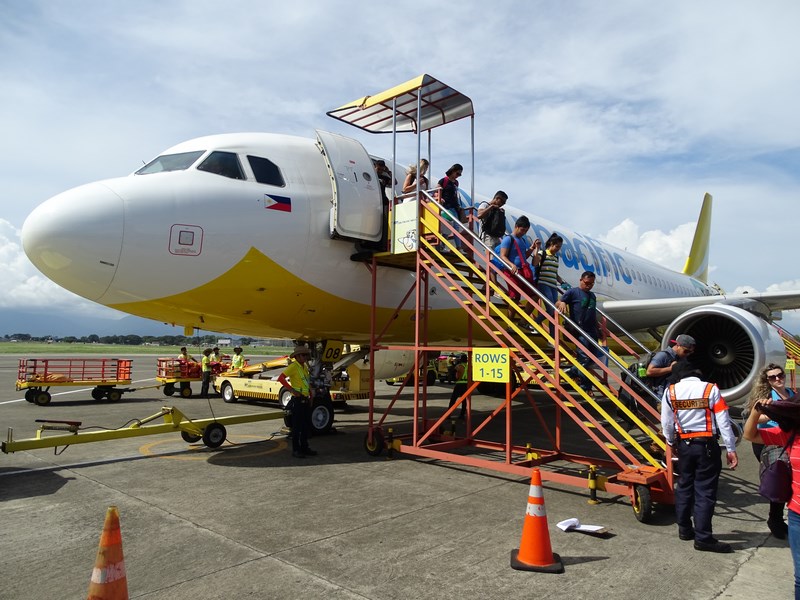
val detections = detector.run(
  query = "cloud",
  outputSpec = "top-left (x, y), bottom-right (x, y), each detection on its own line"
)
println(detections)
top-left (0, 219), bottom-right (123, 319)
top-left (598, 218), bottom-right (697, 272)
top-left (2, 0), bottom-right (800, 337)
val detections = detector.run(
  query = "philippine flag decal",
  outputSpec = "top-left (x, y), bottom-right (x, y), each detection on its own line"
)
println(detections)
top-left (264, 194), bottom-right (291, 212)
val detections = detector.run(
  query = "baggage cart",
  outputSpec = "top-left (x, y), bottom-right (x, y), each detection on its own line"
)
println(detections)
top-left (155, 357), bottom-right (232, 398)
top-left (16, 358), bottom-right (134, 405)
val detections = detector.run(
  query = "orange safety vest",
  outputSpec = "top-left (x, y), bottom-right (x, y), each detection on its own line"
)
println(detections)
top-left (668, 382), bottom-right (716, 439)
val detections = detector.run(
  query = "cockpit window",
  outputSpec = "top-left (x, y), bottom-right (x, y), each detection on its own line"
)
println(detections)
top-left (197, 151), bottom-right (245, 180)
top-left (247, 155), bottom-right (285, 187)
top-left (136, 150), bottom-right (205, 174)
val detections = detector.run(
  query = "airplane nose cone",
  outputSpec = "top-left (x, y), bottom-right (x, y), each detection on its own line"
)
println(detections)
top-left (22, 181), bottom-right (124, 302)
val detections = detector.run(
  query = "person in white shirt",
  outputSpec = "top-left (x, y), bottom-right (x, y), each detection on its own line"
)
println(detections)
top-left (661, 361), bottom-right (738, 553)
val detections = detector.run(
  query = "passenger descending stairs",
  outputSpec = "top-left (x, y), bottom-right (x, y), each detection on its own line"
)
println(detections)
top-left (369, 195), bottom-right (671, 495)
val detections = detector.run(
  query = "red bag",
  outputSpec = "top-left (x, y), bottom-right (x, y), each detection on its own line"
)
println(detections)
top-left (520, 263), bottom-right (533, 281)
top-left (512, 238), bottom-right (533, 281)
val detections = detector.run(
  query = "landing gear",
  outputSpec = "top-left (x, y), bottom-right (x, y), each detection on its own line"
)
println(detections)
top-left (310, 396), bottom-right (335, 435)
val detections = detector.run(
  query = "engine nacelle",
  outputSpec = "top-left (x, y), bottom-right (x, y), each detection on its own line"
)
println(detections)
top-left (662, 305), bottom-right (787, 407)
top-left (349, 350), bottom-right (417, 380)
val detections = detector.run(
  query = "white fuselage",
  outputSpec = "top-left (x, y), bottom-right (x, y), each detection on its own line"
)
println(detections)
top-left (22, 132), bottom-right (718, 341)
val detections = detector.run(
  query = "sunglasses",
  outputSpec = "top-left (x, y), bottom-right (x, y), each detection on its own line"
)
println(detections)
top-left (767, 373), bottom-right (785, 382)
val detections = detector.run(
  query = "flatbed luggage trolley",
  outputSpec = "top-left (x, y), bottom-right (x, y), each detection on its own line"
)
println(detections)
top-left (156, 358), bottom-right (201, 398)
top-left (16, 358), bottom-right (134, 405)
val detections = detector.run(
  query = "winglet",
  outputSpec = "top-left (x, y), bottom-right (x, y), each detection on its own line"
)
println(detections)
top-left (682, 193), bottom-right (712, 283)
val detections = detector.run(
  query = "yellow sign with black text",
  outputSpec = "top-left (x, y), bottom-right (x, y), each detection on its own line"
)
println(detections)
top-left (472, 348), bottom-right (510, 382)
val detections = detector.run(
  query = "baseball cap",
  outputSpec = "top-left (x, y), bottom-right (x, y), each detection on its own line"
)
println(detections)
top-left (673, 334), bottom-right (696, 348)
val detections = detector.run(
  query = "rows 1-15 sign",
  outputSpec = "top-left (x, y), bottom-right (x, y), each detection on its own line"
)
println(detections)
top-left (471, 349), bottom-right (510, 383)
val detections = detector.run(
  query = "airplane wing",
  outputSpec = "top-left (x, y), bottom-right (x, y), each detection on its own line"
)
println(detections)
top-left (601, 290), bottom-right (800, 331)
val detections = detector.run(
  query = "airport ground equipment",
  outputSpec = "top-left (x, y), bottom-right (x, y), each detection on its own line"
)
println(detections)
top-left (1, 406), bottom-right (286, 454)
top-left (156, 358), bottom-right (202, 398)
top-left (16, 358), bottom-right (134, 405)
top-left (213, 349), bottom-right (369, 435)
top-left (332, 75), bottom-right (676, 522)
top-left (385, 360), bottom-right (438, 386)
top-left (156, 357), bottom-right (236, 398)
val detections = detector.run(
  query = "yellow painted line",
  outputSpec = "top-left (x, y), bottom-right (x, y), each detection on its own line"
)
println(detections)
top-left (139, 435), bottom-right (287, 461)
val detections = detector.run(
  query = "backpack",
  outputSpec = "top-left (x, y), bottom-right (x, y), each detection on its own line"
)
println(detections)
top-left (532, 249), bottom-right (546, 283)
top-left (617, 351), bottom-right (660, 419)
top-left (481, 205), bottom-right (506, 237)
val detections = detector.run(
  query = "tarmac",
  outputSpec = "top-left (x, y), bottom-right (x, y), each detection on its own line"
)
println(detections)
top-left (0, 353), bottom-right (793, 599)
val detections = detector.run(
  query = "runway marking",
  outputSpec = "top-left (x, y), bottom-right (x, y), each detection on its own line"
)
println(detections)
top-left (139, 434), bottom-right (287, 460)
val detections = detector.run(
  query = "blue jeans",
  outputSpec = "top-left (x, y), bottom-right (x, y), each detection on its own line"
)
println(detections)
top-left (537, 284), bottom-right (560, 335)
top-left (790, 509), bottom-right (800, 599)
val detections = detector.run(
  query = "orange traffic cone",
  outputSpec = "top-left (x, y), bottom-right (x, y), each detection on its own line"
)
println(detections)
top-left (510, 468), bottom-right (564, 573)
top-left (87, 506), bottom-right (129, 600)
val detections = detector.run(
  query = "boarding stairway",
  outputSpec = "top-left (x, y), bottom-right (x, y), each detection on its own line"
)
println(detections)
top-left (361, 193), bottom-right (674, 520)
top-left (775, 322), bottom-right (800, 388)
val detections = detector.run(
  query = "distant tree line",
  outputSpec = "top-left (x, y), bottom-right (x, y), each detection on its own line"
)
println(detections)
top-left (1, 333), bottom-right (283, 347)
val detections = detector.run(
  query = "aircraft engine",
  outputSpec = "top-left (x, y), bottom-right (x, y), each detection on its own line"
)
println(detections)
top-left (349, 350), bottom-right (417, 380)
top-left (662, 305), bottom-right (787, 407)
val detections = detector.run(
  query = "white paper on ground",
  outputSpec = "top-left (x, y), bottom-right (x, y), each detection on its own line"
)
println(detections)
top-left (556, 517), bottom-right (608, 534)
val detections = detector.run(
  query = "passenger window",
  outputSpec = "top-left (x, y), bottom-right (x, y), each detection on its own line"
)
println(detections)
top-left (248, 155), bottom-right (286, 187)
top-left (136, 150), bottom-right (205, 174)
top-left (197, 151), bottom-right (245, 180)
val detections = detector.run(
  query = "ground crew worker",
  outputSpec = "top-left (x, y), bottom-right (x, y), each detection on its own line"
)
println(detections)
top-left (178, 347), bottom-right (196, 362)
top-left (447, 353), bottom-right (469, 419)
top-left (200, 348), bottom-right (212, 398)
top-left (231, 346), bottom-right (245, 370)
top-left (661, 361), bottom-right (738, 553)
top-left (276, 345), bottom-right (318, 459)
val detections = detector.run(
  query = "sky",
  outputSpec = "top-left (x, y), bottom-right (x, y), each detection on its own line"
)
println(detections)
top-left (1, 0), bottom-right (799, 333)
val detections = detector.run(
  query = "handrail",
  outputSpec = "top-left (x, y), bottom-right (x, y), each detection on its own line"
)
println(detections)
top-left (421, 194), bottom-right (655, 363)
top-left (415, 198), bottom-right (665, 427)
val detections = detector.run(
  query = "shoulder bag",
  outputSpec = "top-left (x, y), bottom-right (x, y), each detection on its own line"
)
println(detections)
top-left (759, 431), bottom-right (796, 503)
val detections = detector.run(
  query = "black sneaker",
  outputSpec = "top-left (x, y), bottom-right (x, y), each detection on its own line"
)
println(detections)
top-left (694, 539), bottom-right (733, 553)
top-left (767, 519), bottom-right (788, 540)
top-left (303, 448), bottom-right (318, 456)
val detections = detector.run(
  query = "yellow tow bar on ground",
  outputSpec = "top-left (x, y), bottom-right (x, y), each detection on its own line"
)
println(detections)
top-left (2, 406), bottom-right (285, 453)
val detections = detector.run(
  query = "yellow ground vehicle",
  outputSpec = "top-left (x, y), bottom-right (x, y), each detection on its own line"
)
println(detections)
top-left (213, 357), bottom-right (370, 435)
top-left (385, 361), bottom-right (438, 386)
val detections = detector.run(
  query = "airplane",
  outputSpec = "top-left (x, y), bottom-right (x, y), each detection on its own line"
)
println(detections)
top-left (20, 130), bottom-right (800, 407)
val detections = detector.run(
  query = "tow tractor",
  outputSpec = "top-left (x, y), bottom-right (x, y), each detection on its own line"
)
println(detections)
top-left (16, 358), bottom-right (136, 405)
top-left (213, 342), bottom-right (373, 435)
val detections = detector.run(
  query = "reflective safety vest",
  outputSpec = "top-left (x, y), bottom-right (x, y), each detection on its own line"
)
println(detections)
top-left (668, 382), bottom-right (716, 438)
top-left (457, 363), bottom-right (469, 384)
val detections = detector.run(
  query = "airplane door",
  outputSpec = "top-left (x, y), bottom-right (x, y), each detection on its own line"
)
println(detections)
top-left (316, 130), bottom-right (383, 242)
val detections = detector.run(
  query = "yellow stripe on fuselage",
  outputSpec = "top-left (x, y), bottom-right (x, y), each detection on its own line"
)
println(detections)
top-left (110, 247), bottom-right (472, 341)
